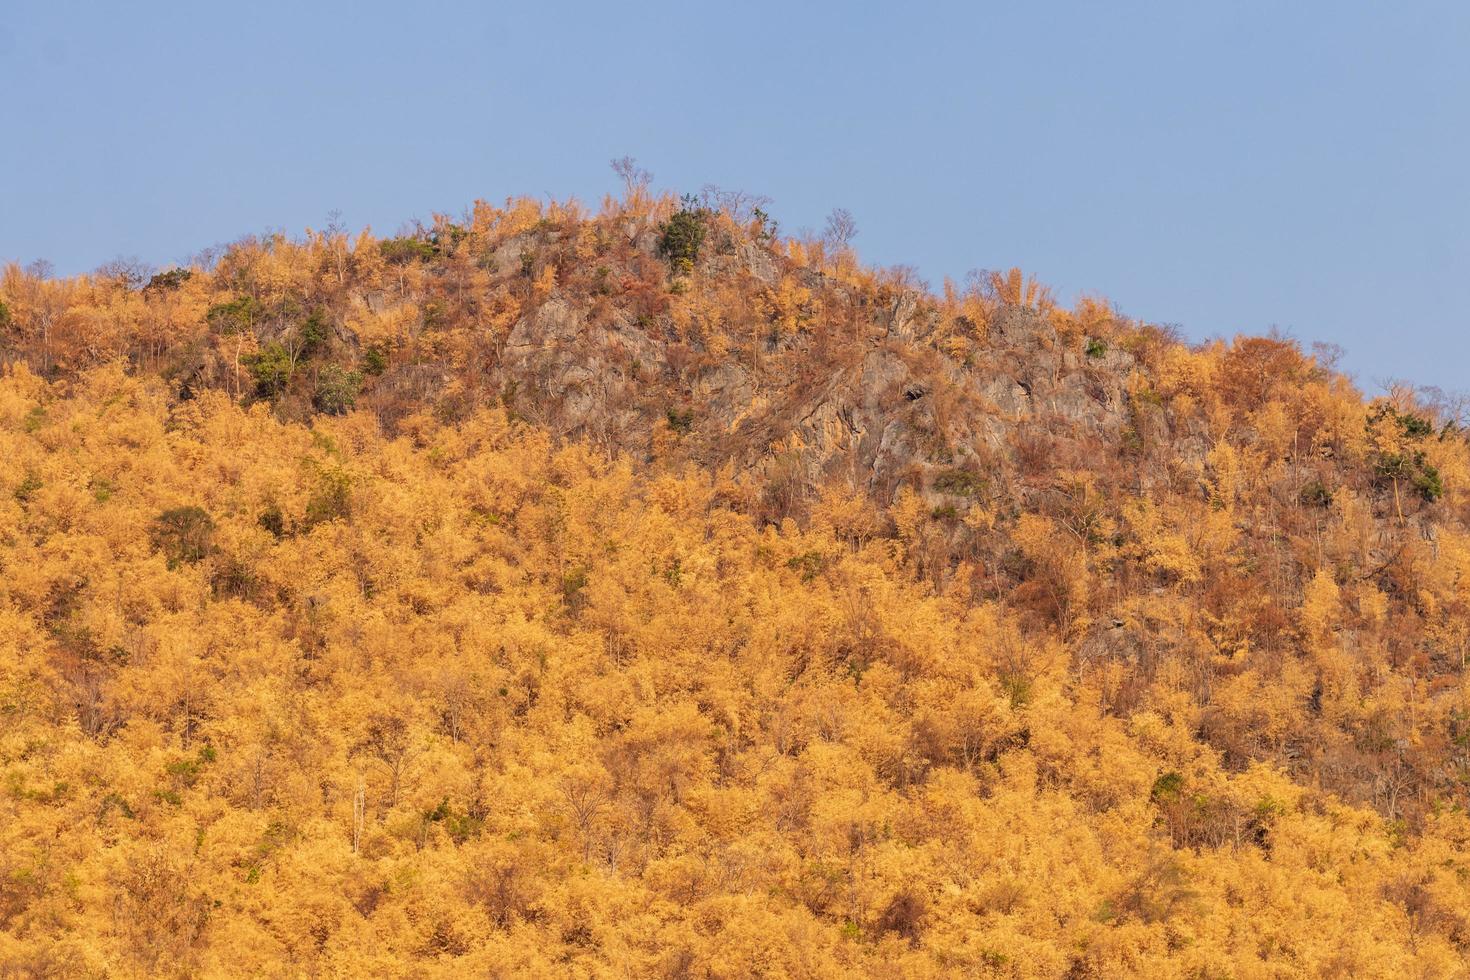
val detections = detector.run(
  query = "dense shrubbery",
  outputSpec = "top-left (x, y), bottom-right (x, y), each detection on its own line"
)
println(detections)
top-left (243, 342), bottom-right (292, 397)
top-left (3, 369), bottom-right (1470, 976)
top-left (657, 195), bottom-right (708, 274)
top-left (145, 267), bottom-right (193, 292)
top-left (150, 505), bottom-right (214, 566)
top-left (313, 364), bottom-right (362, 415)
top-left (2, 187), bottom-right (1470, 975)
top-left (932, 467), bottom-right (985, 497)
top-left (379, 236), bottom-right (436, 264)
top-left (205, 295), bottom-right (261, 333)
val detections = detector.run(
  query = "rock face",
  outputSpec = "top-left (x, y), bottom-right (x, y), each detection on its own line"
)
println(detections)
top-left (486, 284), bottom-right (1134, 511)
top-left (0, 206), bottom-right (1140, 522)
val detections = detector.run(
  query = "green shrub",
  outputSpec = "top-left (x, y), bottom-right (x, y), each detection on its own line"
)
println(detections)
top-left (999, 673), bottom-right (1032, 708)
top-left (665, 407), bottom-right (694, 433)
top-left (0, 299), bottom-right (12, 328)
top-left (1399, 412), bottom-right (1435, 439)
top-left (304, 465), bottom-right (352, 527)
top-left (205, 295), bottom-right (262, 334)
top-left (1367, 405), bottom-right (1446, 504)
top-left (1298, 479), bottom-right (1334, 508)
top-left (932, 467), bottom-right (985, 498)
top-left (752, 207), bottom-right (777, 243)
top-left (145, 268), bottom-right (193, 292)
top-left (151, 506), bottom-right (215, 566)
top-left (243, 342), bottom-right (292, 398)
top-left (362, 345), bottom-right (389, 376)
top-left (1085, 338), bottom-right (1107, 359)
top-left (13, 472), bottom-right (42, 504)
top-left (379, 237), bottom-right (435, 265)
top-left (1415, 463), bottom-right (1444, 502)
top-left (1151, 771), bottom-right (1185, 803)
top-left (428, 223), bottom-right (467, 254)
top-left (561, 566), bottom-right (589, 609)
top-left (314, 364), bottom-right (362, 415)
top-left (785, 551), bottom-right (826, 583)
top-left (658, 197), bottom-right (709, 274)
top-left (300, 309), bottom-right (329, 356)
top-left (1370, 404), bottom-right (1435, 441)
top-left (257, 504), bottom-right (286, 539)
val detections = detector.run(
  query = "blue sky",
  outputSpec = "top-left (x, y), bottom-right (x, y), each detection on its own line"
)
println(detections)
top-left (2, 1), bottom-right (1467, 391)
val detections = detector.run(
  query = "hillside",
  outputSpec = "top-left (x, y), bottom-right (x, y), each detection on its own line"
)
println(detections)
top-left (3, 188), bottom-right (1470, 976)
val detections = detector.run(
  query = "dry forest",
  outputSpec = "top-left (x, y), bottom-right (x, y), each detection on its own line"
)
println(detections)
top-left (4, 178), bottom-right (1470, 977)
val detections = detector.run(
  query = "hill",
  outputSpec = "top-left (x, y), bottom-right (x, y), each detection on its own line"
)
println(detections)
top-left (3, 187), bottom-right (1470, 976)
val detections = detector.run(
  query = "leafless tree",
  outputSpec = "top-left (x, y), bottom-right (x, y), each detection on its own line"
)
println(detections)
top-left (699, 184), bottom-right (772, 223)
top-left (96, 256), bottom-right (155, 289)
top-left (323, 209), bottom-right (350, 285)
top-left (823, 207), bottom-right (858, 250)
top-left (1420, 385), bottom-right (1470, 428)
top-left (610, 156), bottom-right (653, 199)
top-left (1310, 340), bottom-right (1346, 372)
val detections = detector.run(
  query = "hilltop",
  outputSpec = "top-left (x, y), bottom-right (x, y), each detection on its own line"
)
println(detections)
top-left (3, 186), bottom-right (1470, 976)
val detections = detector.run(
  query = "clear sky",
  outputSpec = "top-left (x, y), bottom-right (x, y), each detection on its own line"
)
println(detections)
top-left (2, 1), bottom-right (1467, 392)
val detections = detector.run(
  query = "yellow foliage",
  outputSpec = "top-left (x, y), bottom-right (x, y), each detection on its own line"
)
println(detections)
top-left (3, 194), bottom-right (1470, 976)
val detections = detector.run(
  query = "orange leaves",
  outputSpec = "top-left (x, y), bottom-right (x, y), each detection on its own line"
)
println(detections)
top-left (1217, 334), bottom-right (1308, 409)
top-left (988, 266), bottom-right (1054, 310)
top-left (1124, 499), bottom-right (1204, 585)
top-left (756, 277), bottom-right (815, 337)
top-left (1300, 568), bottom-right (1342, 648)
top-left (8, 186), bottom-right (1470, 976)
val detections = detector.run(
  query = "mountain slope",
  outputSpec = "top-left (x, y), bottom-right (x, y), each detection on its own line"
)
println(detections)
top-left (2, 192), bottom-right (1470, 975)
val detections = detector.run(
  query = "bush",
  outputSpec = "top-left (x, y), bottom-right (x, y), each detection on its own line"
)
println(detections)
top-left (205, 296), bottom-right (261, 334)
top-left (1299, 479), bottom-right (1334, 508)
top-left (1415, 464), bottom-right (1444, 502)
top-left (243, 342), bottom-right (292, 398)
top-left (1400, 412), bottom-right (1435, 439)
top-left (361, 345), bottom-right (389, 376)
top-left (785, 551), bottom-right (826, 583)
top-left (379, 237), bottom-right (435, 265)
top-left (300, 309), bottom-right (329, 356)
top-left (752, 207), bottom-right (777, 243)
top-left (152, 506), bottom-right (214, 566)
top-left (665, 407), bottom-right (694, 433)
top-left (1085, 338), bottom-right (1107, 359)
top-left (304, 465), bottom-right (352, 527)
top-left (1150, 771), bottom-right (1185, 802)
top-left (428, 223), bottom-right (467, 254)
top-left (1370, 404), bottom-right (1436, 441)
top-left (0, 299), bottom-right (13, 328)
top-left (314, 364), bottom-right (363, 415)
top-left (561, 566), bottom-right (589, 610)
top-left (145, 268), bottom-right (193, 292)
top-left (1367, 405), bottom-right (1446, 504)
top-left (874, 890), bottom-right (926, 945)
top-left (657, 197), bottom-right (709, 274)
top-left (932, 467), bottom-right (985, 498)
top-left (257, 504), bottom-right (286, 539)
top-left (13, 472), bottom-right (42, 504)
top-left (1374, 449), bottom-right (1444, 504)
